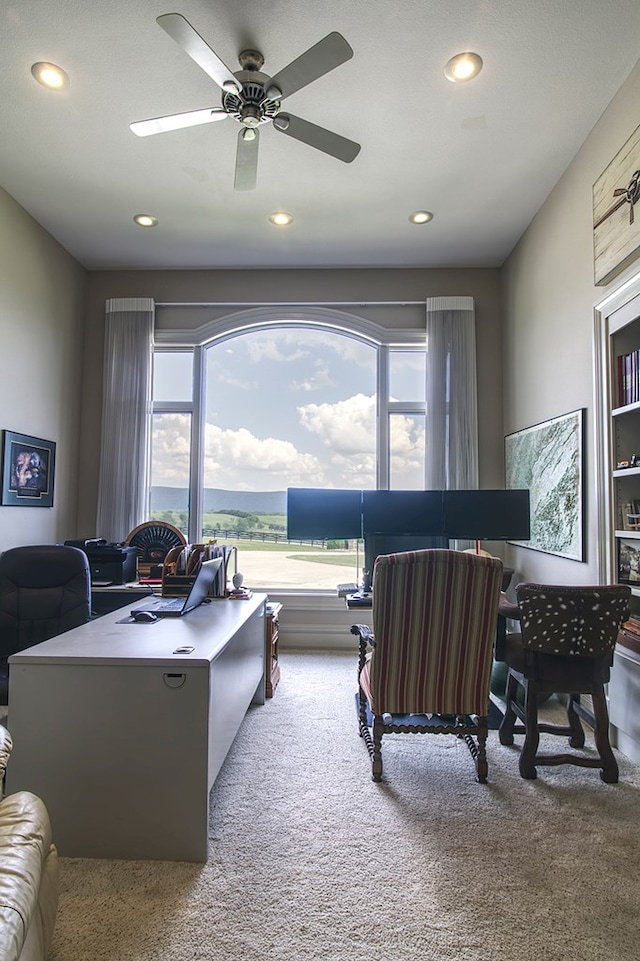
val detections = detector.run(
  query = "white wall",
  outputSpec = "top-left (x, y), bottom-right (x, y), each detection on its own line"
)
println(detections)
top-left (502, 59), bottom-right (640, 588)
top-left (0, 188), bottom-right (86, 549)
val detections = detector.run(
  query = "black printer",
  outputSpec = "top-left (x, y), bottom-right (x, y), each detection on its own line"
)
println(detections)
top-left (64, 538), bottom-right (138, 585)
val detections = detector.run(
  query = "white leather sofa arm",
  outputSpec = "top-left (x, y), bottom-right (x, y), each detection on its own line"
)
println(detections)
top-left (0, 727), bottom-right (12, 793)
top-left (0, 729), bottom-right (59, 961)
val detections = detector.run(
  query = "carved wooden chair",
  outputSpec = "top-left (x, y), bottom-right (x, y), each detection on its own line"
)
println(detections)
top-left (498, 583), bottom-right (630, 782)
top-left (352, 549), bottom-right (503, 783)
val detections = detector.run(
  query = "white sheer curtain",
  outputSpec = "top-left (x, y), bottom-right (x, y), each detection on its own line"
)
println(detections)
top-left (96, 298), bottom-right (154, 543)
top-left (425, 296), bottom-right (478, 491)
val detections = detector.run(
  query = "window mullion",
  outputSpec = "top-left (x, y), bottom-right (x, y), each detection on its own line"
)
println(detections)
top-left (378, 345), bottom-right (389, 489)
top-left (189, 346), bottom-right (205, 543)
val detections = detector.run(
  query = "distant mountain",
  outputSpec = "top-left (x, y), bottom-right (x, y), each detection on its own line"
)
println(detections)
top-left (151, 487), bottom-right (287, 515)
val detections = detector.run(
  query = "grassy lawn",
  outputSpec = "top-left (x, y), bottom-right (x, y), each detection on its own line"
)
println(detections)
top-left (209, 537), bottom-right (357, 566)
top-left (287, 553), bottom-right (358, 567)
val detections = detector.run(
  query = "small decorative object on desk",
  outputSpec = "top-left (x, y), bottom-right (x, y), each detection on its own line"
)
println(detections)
top-left (229, 571), bottom-right (252, 599)
top-left (622, 500), bottom-right (640, 531)
top-left (337, 582), bottom-right (359, 597)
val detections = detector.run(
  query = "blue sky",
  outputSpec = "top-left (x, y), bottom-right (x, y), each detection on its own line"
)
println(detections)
top-left (152, 328), bottom-right (425, 492)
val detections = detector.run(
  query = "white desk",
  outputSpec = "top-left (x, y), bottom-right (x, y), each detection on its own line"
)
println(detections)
top-left (6, 593), bottom-right (266, 862)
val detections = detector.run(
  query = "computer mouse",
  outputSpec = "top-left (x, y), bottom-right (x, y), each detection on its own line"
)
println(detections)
top-left (132, 610), bottom-right (158, 623)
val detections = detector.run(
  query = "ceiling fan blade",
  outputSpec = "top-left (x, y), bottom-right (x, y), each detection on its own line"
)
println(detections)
top-left (269, 32), bottom-right (353, 100)
top-left (157, 13), bottom-right (240, 94)
top-left (273, 113), bottom-right (360, 163)
top-left (234, 129), bottom-right (259, 191)
top-left (130, 108), bottom-right (228, 137)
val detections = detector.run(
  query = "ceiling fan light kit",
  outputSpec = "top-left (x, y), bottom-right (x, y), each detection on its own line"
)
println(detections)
top-left (130, 13), bottom-right (361, 191)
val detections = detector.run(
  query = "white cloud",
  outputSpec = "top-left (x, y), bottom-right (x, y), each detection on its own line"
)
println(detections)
top-left (297, 393), bottom-right (376, 454)
top-left (291, 365), bottom-right (335, 392)
top-left (153, 397), bottom-right (425, 492)
top-left (245, 336), bottom-right (308, 365)
top-left (150, 414), bottom-right (191, 487)
top-left (236, 328), bottom-right (374, 369)
top-left (203, 424), bottom-right (327, 490)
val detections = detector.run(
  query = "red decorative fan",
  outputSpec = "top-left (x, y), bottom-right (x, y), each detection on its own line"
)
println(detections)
top-left (125, 521), bottom-right (187, 577)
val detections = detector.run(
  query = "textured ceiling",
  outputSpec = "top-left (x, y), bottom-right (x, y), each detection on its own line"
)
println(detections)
top-left (1, 0), bottom-right (639, 270)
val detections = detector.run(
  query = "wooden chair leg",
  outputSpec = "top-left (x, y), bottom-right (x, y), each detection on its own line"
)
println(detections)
top-left (519, 678), bottom-right (539, 780)
top-left (357, 686), bottom-right (368, 737)
top-left (591, 687), bottom-right (619, 784)
top-left (475, 727), bottom-right (488, 784)
top-left (499, 670), bottom-right (519, 745)
top-left (566, 695), bottom-right (586, 748)
top-left (371, 716), bottom-right (384, 782)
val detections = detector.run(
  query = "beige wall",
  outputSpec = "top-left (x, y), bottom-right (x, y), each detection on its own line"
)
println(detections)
top-left (77, 267), bottom-right (503, 537)
top-left (0, 188), bottom-right (86, 549)
top-left (502, 58), bottom-right (640, 587)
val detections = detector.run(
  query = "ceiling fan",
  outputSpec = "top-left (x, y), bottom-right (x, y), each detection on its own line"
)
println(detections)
top-left (130, 13), bottom-right (361, 191)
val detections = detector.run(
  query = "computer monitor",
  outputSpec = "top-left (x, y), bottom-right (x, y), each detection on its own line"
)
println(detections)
top-left (362, 533), bottom-right (449, 592)
top-left (443, 489), bottom-right (531, 540)
top-left (361, 489), bottom-right (446, 535)
top-left (286, 487), bottom-right (363, 540)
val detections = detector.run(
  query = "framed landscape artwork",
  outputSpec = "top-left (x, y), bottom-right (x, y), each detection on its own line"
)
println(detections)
top-left (505, 409), bottom-right (585, 561)
top-left (1, 430), bottom-right (56, 507)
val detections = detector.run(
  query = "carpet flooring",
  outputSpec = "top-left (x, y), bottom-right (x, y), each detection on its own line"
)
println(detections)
top-left (49, 651), bottom-right (640, 961)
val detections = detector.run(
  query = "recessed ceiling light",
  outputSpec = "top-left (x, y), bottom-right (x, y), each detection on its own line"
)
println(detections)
top-left (31, 61), bottom-right (69, 90)
top-left (409, 211), bottom-right (434, 224)
top-left (269, 211), bottom-right (293, 226)
top-left (444, 52), bottom-right (483, 83)
top-left (134, 214), bottom-right (158, 227)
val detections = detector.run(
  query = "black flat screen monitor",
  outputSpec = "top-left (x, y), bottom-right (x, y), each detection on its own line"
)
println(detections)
top-left (363, 533), bottom-right (449, 592)
top-left (362, 489), bottom-right (446, 535)
top-left (443, 489), bottom-right (531, 540)
top-left (287, 488), bottom-right (362, 540)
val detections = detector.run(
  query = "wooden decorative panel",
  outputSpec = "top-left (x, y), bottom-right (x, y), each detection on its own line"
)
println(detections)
top-left (593, 123), bottom-right (640, 286)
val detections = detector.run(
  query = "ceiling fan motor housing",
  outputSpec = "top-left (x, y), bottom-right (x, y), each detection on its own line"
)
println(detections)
top-left (221, 52), bottom-right (282, 127)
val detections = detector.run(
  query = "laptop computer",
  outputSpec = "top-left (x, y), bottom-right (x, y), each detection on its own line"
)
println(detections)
top-left (131, 557), bottom-right (224, 618)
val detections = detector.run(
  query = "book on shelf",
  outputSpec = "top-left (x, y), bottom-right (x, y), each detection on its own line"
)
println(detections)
top-left (617, 349), bottom-right (640, 406)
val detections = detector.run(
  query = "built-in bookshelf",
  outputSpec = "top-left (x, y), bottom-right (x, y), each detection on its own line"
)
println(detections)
top-left (596, 269), bottom-right (640, 765)
top-left (607, 293), bottom-right (640, 598)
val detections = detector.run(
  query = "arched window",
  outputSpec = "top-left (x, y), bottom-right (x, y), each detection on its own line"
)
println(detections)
top-left (151, 312), bottom-right (426, 590)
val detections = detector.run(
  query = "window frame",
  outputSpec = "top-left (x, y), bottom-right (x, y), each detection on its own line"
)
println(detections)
top-left (152, 309), bottom-right (426, 548)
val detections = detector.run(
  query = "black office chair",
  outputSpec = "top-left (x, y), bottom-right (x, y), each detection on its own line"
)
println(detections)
top-left (0, 545), bottom-right (91, 704)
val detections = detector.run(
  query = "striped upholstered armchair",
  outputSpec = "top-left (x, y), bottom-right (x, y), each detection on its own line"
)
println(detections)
top-left (352, 549), bottom-right (503, 783)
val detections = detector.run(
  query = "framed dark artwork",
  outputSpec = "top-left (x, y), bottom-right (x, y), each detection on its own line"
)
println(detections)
top-left (505, 408), bottom-right (585, 561)
top-left (1, 430), bottom-right (56, 507)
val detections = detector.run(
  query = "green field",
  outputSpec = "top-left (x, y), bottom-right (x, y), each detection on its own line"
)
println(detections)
top-left (151, 509), bottom-right (358, 564)
top-left (287, 553), bottom-right (356, 567)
